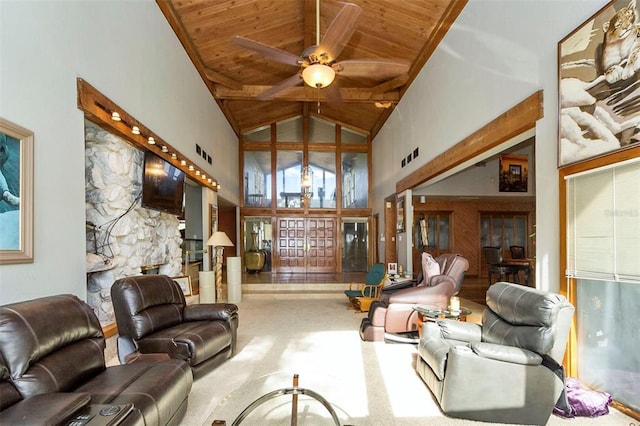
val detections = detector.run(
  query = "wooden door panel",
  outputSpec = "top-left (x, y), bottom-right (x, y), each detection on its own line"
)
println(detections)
top-left (307, 218), bottom-right (336, 273)
top-left (276, 217), bottom-right (336, 273)
top-left (278, 218), bottom-right (306, 272)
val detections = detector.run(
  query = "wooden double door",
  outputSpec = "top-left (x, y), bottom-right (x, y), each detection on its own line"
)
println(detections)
top-left (277, 217), bottom-right (336, 273)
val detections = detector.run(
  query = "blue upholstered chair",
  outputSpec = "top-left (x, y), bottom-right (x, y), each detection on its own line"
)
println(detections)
top-left (344, 263), bottom-right (387, 310)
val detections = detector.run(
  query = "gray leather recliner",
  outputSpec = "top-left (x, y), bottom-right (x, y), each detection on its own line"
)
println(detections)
top-left (416, 281), bottom-right (574, 425)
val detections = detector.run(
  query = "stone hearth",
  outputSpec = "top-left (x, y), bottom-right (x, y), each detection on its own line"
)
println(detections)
top-left (85, 121), bottom-right (182, 323)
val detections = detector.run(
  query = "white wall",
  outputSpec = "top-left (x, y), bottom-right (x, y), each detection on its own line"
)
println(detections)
top-left (373, 0), bottom-right (606, 292)
top-left (0, 1), bottom-right (238, 304)
top-left (421, 144), bottom-right (535, 197)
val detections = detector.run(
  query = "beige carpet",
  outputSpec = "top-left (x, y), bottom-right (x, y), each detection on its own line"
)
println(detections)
top-left (181, 294), bottom-right (632, 425)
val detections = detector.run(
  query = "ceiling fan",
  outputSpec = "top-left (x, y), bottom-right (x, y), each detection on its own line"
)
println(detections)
top-left (232, 0), bottom-right (410, 101)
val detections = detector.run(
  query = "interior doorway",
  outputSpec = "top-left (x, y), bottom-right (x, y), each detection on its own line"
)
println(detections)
top-left (276, 217), bottom-right (336, 273)
top-left (342, 218), bottom-right (368, 272)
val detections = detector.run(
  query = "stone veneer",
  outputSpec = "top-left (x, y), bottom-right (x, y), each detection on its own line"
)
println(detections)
top-left (85, 121), bottom-right (182, 323)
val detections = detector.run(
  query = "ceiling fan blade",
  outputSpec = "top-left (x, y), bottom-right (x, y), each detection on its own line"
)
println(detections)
top-left (333, 59), bottom-right (410, 80)
top-left (318, 3), bottom-right (362, 62)
top-left (258, 73), bottom-right (303, 100)
top-left (233, 36), bottom-right (302, 67)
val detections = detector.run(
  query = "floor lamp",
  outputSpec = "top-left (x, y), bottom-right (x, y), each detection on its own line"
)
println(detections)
top-left (206, 231), bottom-right (234, 302)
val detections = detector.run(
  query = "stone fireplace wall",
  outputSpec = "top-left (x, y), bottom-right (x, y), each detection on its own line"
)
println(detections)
top-left (85, 121), bottom-right (182, 323)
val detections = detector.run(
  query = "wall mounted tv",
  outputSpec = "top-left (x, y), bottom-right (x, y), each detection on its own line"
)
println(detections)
top-left (141, 150), bottom-right (185, 216)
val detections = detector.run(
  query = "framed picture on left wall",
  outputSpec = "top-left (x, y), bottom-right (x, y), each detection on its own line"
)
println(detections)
top-left (173, 276), bottom-right (192, 296)
top-left (0, 118), bottom-right (33, 264)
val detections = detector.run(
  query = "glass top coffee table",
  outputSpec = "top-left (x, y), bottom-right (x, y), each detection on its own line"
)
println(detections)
top-left (412, 305), bottom-right (473, 320)
top-left (207, 371), bottom-right (353, 425)
top-left (413, 305), bottom-right (473, 338)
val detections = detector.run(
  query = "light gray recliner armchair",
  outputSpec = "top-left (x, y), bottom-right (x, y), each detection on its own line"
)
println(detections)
top-left (416, 281), bottom-right (574, 425)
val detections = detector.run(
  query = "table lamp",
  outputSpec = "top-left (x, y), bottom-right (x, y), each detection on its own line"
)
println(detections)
top-left (206, 231), bottom-right (234, 302)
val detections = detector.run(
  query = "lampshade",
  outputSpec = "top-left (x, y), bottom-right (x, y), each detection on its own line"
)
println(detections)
top-left (206, 231), bottom-right (234, 247)
top-left (302, 64), bottom-right (336, 88)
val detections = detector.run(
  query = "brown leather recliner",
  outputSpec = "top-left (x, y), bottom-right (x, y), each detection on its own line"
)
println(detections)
top-left (111, 274), bottom-right (239, 377)
top-left (0, 294), bottom-right (192, 425)
top-left (360, 253), bottom-right (469, 342)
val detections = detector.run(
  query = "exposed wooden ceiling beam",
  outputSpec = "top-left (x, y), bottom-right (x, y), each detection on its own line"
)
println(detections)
top-left (215, 85), bottom-right (401, 102)
top-left (371, 74), bottom-right (409, 95)
top-left (204, 67), bottom-right (243, 90)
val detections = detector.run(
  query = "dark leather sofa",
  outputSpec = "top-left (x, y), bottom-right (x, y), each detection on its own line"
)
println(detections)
top-left (111, 275), bottom-right (239, 377)
top-left (0, 294), bottom-right (193, 425)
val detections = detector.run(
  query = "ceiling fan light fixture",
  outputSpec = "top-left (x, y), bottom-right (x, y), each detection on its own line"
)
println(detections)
top-left (302, 63), bottom-right (335, 88)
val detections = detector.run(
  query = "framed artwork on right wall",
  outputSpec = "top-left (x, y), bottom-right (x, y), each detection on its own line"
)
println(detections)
top-left (558, 0), bottom-right (640, 166)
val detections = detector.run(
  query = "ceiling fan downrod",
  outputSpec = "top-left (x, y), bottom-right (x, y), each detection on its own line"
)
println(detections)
top-left (315, 0), bottom-right (321, 46)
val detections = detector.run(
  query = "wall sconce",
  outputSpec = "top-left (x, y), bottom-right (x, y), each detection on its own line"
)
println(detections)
top-left (301, 165), bottom-right (313, 199)
top-left (147, 136), bottom-right (155, 145)
top-left (111, 112), bottom-right (121, 121)
top-left (131, 126), bottom-right (140, 135)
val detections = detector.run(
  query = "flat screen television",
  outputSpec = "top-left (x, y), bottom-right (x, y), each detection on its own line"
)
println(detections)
top-left (141, 150), bottom-right (185, 216)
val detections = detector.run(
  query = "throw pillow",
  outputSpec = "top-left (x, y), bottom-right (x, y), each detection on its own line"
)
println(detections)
top-left (421, 253), bottom-right (440, 286)
top-left (553, 377), bottom-right (612, 418)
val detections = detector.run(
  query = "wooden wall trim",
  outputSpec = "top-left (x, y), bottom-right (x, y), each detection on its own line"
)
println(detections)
top-left (558, 144), bottom-right (640, 379)
top-left (384, 194), bottom-right (397, 264)
top-left (103, 322), bottom-right (118, 339)
top-left (396, 90), bottom-right (543, 194)
top-left (77, 78), bottom-right (218, 192)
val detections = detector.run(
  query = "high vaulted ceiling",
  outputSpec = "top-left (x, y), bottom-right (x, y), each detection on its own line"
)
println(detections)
top-left (157, 0), bottom-right (467, 138)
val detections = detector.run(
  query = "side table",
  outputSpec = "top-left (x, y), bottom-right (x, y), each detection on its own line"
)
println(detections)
top-left (413, 305), bottom-right (473, 338)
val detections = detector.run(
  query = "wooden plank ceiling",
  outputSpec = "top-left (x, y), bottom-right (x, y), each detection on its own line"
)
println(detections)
top-left (157, 0), bottom-right (467, 138)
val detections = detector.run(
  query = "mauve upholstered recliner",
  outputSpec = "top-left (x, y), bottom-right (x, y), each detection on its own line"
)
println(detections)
top-left (360, 253), bottom-right (469, 342)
